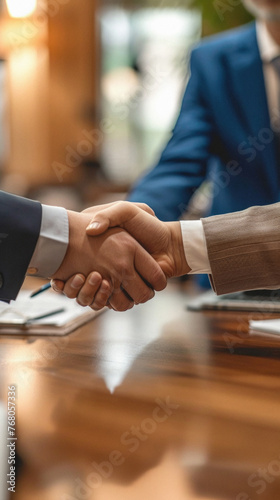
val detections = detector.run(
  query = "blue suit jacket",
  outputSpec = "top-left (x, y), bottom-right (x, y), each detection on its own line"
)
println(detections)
top-left (0, 191), bottom-right (41, 301)
top-left (129, 22), bottom-right (279, 222)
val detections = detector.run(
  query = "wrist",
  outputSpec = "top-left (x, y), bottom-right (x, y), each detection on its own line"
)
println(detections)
top-left (167, 222), bottom-right (191, 277)
top-left (51, 210), bottom-right (89, 280)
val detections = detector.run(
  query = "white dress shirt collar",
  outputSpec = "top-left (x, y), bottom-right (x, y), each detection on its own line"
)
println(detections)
top-left (256, 20), bottom-right (280, 63)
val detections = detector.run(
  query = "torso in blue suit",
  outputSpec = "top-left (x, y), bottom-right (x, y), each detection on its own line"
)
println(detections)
top-left (129, 22), bottom-right (279, 221)
top-left (128, 22), bottom-right (279, 287)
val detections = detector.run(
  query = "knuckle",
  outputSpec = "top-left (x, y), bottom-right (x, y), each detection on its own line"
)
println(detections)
top-left (114, 200), bottom-right (128, 212)
top-left (141, 203), bottom-right (154, 214)
top-left (150, 268), bottom-right (167, 291)
top-left (117, 304), bottom-right (129, 312)
top-left (94, 293), bottom-right (110, 308)
top-left (119, 264), bottom-right (132, 280)
top-left (91, 303), bottom-right (103, 311)
top-left (64, 289), bottom-right (77, 299)
top-left (118, 200), bottom-right (127, 208)
top-left (78, 294), bottom-right (92, 306)
top-left (76, 298), bottom-right (86, 307)
top-left (111, 302), bottom-right (126, 312)
top-left (137, 289), bottom-right (153, 304)
top-left (118, 299), bottom-right (131, 312)
top-left (110, 295), bottom-right (132, 312)
top-left (95, 297), bottom-right (106, 308)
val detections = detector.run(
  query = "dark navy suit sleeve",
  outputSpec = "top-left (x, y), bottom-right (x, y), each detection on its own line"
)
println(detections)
top-left (0, 191), bottom-right (42, 301)
top-left (128, 48), bottom-right (215, 221)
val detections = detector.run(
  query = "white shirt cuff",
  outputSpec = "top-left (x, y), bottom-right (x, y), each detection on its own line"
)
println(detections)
top-left (28, 205), bottom-right (69, 278)
top-left (180, 220), bottom-right (211, 274)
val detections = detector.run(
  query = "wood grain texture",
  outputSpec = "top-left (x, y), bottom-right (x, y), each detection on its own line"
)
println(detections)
top-left (1, 281), bottom-right (280, 499)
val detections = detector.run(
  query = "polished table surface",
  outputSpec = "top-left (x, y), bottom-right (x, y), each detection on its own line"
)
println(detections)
top-left (1, 280), bottom-right (280, 500)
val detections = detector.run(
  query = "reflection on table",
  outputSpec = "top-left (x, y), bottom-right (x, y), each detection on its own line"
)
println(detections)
top-left (1, 280), bottom-right (280, 500)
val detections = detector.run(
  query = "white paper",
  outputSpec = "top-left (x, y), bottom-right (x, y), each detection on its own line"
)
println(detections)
top-left (249, 318), bottom-right (280, 336)
top-left (0, 289), bottom-right (89, 325)
top-left (0, 289), bottom-right (104, 336)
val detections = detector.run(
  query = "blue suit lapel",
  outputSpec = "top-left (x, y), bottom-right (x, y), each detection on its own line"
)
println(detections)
top-left (228, 23), bottom-right (279, 195)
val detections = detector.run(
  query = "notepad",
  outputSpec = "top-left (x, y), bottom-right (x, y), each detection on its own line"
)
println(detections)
top-left (0, 289), bottom-right (104, 336)
top-left (249, 318), bottom-right (280, 337)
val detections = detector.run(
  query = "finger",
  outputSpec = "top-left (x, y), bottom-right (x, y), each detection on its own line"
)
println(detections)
top-left (86, 201), bottom-right (155, 236)
top-left (90, 280), bottom-right (112, 311)
top-left (76, 274), bottom-right (110, 308)
top-left (82, 201), bottom-right (117, 215)
top-left (135, 203), bottom-right (155, 216)
top-left (134, 245), bottom-right (167, 292)
top-left (61, 274), bottom-right (88, 299)
top-left (51, 279), bottom-right (65, 293)
top-left (108, 289), bottom-right (135, 312)
top-left (83, 201), bottom-right (154, 217)
top-left (75, 272), bottom-right (104, 306)
top-left (120, 272), bottom-right (155, 305)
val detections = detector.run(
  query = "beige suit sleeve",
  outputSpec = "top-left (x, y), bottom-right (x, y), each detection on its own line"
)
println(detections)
top-left (201, 203), bottom-right (280, 295)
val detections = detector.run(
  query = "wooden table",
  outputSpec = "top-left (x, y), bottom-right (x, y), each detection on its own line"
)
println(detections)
top-left (1, 280), bottom-right (280, 500)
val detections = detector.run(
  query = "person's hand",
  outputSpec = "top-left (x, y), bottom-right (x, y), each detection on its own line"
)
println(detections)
top-left (51, 271), bottom-right (113, 310)
top-left (84, 201), bottom-right (190, 278)
top-left (53, 202), bottom-right (190, 309)
top-left (51, 209), bottom-right (167, 311)
top-left (51, 202), bottom-right (157, 310)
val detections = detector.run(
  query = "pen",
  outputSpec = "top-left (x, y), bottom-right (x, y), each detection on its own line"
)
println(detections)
top-left (25, 308), bottom-right (65, 324)
top-left (30, 282), bottom-right (52, 298)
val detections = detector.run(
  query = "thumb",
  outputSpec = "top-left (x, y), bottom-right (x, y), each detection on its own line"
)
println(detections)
top-left (86, 215), bottom-right (111, 235)
top-left (86, 201), bottom-right (154, 236)
top-left (51, 279), bottom-right (65, 293)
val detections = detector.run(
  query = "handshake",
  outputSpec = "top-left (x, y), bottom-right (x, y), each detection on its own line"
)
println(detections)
top-left (51, 201), bottom-right (191, 312)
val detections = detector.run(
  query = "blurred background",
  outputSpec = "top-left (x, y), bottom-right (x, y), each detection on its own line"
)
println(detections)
top-left (0, 3), bottom-right (256, 500)
top-left (0, 0), bottom-right (252, 211)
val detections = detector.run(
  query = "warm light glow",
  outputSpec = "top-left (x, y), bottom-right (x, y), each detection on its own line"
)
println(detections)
top-left (6, 0), bottom-right (37, 18)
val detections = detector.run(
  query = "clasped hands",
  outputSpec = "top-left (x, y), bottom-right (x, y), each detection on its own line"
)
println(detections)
top-left (51, 202), bottom-right (190, 312)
